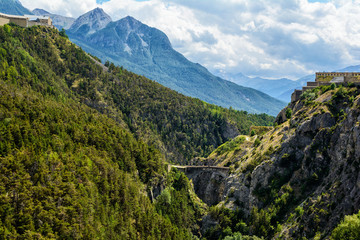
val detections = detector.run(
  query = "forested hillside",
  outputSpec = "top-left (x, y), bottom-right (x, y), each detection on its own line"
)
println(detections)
top-left (0, 24), bottom-right (274, 238)
top-left (0, 24), bottom-right (273, 164)
top-left (0, 80), bottom-right (190, 238)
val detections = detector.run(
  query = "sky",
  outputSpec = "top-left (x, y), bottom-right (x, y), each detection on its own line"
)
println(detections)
top-left (19, 0), bottom-right (360, 80)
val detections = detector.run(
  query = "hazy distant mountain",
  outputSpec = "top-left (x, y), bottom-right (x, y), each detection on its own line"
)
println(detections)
top-left (68, 9), bottom-right (285, 115)
top-left (0, 0), bottom-right (32, 15)
top-left (32, 8), bottom-right (75, 30)
top-left (218, 72), bottom-right (306, 103)
top-left (337, 65), bottom-right (360, 72)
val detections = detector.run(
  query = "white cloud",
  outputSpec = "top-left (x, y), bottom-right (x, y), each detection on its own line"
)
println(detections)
top-left (21, 0), bottom-right (98, 17)
top-left (19, 0), bottom-right (360, 79)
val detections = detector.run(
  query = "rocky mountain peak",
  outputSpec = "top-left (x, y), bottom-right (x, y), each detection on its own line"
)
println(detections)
top-left (117, 16), bottom-right (172, 49)
top-left (120, 16), bottom-right (142, 28)
top-left (69, 7), bottom-right (112, 35)
top-left (111, 16), bottom-right (146, 36)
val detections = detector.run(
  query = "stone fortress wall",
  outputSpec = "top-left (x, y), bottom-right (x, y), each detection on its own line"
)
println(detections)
top-left (291, 72), bottom-right (360, 102)
top-left (0, 12), bottom-right (52, 28)
top-left (0, 16), bottom-right (10, 26)
top-left (316, 72), bottom-right (360, 78)
top-left (0, 13), bottom-right (28, 27)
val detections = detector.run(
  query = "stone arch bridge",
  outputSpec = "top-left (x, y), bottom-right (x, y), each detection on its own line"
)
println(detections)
top-left (168, 165), bottom-right (230, 206)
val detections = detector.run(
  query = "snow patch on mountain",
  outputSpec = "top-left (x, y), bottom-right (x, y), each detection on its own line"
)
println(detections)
top-left (139, 35), bottom-right (148, 47)
top-left (124, 44), bottom-right (132, 55)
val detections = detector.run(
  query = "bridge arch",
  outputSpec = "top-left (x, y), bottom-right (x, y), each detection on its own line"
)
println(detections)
top-left (168, 165), bottom-right (230, 206)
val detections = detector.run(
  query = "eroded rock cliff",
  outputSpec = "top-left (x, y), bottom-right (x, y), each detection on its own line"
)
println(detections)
top-left (200, 85), bottom-right (360, 239)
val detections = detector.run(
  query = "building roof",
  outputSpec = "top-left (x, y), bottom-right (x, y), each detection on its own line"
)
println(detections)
top-left (0, 13), bottom-right (27, 20)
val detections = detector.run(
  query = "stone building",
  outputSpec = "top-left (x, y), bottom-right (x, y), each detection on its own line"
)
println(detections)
top-left (0, 13), bottom-right (28, 27)
top-left (25, 15), bottom-right (52, 27)
top-left (291, 72), bottom-right (360, 102)
top-left (0, 12), bottom-right (52, 28)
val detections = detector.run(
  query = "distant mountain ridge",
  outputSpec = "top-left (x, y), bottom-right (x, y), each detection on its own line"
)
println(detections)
top-left (67, 8), bottom-right (285, 115)
top-left (337, 65), bottom-right (360, 72)
top-left (218, 72), bottom-right (305, 102)
top-left (0, 0), bottom-right (32, 15)
top-left (32, 8), bottom-right (75, 30)
top-left (0, 3), bottom-right (286, 114)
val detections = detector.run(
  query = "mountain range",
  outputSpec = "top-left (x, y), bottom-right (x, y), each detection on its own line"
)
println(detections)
top-left (215, 71), bottom-right (307, 102)
top-left (62, 7), bottom-right (360, 105)
top-left (33, 5), bottom-right (302, 104)
top-left (0, 2), bottom-right (285, 115)
top-left (1, 1), bottom-right (359, 108)
top-left (64, 8), bottom-right (285, 115)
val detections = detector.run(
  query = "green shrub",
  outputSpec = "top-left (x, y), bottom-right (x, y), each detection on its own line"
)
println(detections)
top-left (250, 130), bottom-right (256, 136)
top-left (331, 210), bottom-right (360, 240)
top-left (301, 90), bottom-right (318, 104)
top-left (330, 83), bottom-right (336, 90)
top-left (59, 28), bottom-right (68, 38)
top-left (253, 137), bottom-right (261, 147)
top-left (4, 24), bottom-right (11, 34)
top-left (224, 232), bottom-right (243, 240)
top-left (295, 206), bottom-right (304, 217)
top-left (285, 108), bottom-right (292, 119)
top-left (156, 187), bottom-right (171, 206)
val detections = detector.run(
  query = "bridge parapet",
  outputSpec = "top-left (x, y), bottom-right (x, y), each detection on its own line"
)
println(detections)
top-left (168, 165), bottom-right (229, 174)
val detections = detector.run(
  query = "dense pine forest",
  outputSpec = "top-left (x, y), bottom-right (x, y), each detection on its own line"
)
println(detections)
top-left (0, 24), bottom-right (275, 238)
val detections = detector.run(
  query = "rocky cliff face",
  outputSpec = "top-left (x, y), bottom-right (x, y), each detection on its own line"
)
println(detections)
top-left (200, 85), bottom-right (360, 239)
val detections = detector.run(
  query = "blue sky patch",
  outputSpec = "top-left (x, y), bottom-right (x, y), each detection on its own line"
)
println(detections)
top-left (308, 0), bottom-right (330, 2)
top-left (96, 0), bottom-right (110, 4)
